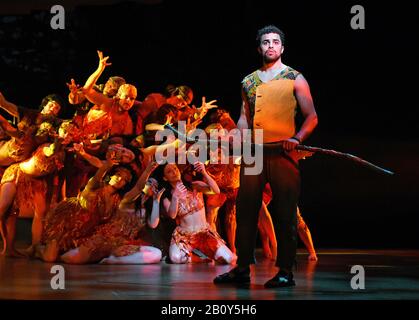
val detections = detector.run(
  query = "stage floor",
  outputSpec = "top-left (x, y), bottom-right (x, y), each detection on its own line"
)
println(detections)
top-left (1, 249), bottom-right (419, 300)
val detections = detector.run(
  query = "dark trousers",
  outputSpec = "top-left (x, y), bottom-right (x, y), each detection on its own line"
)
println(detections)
top-left (235, 146), bottom-right (300, 271)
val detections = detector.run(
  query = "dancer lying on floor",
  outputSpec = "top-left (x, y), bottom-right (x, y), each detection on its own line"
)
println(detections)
top-left (59, 160), bottom-right (164, 264)
top-left (34, 157), bottom-right (132, 262)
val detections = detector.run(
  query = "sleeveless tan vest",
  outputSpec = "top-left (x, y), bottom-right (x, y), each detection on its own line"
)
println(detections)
top-left (242, 67), bottom-right (300, 143)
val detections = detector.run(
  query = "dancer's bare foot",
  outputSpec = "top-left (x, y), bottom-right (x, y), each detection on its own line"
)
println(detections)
top-left (33, 244), bottom-right (45, 260)
top-left (42, 239), bottom-right (59, 262)
top-left (308, 253), bottom-right (318, 261)
top-left (21, 245), bottom-right (36, 258)
top-left (99, 256), bottom-right (115, 264)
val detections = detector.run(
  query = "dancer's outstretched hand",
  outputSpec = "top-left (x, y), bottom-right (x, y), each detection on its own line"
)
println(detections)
top-left (97, 50), bottom-right (112, 69)
top-left (164, 115), bottom-right (173, 127)
top-left (198, 97), bottom-right (218, 119)
top-left (66, 78), bottom-right (80, 93)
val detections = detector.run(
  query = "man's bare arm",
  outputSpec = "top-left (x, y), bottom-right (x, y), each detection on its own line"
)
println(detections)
top-left (84, 51), bottom-right (111, 92)
top-left (82, 51), bottom-right (113, 109)
top-left (0, 92), bottom-right (19, 118)
top-left (0, 113), bottom-right (20, 138)
top-left (121, 161), bottom-right (158, 205)
top-left (293, 74), bottom-right (318, 142)
top-left (82, 88), bottom-right (113, 109)
top-left (83, 159), bottom-right (115, 192)
top-left (237, 88), bottom-right (250, 133)
top-left (73, 143), bottom-right (104, 168)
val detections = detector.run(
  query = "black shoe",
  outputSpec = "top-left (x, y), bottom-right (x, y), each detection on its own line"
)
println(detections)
top-left (264, 271), bottom-right (295, 288)
top-left (213, 267), bottom-right (251, 285)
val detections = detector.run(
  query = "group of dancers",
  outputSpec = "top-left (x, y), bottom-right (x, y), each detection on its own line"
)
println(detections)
top-left (0, 47), bottom-right (317, 267)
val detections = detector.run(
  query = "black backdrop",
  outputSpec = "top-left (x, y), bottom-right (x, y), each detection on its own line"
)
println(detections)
top-left (1, 0), bottom-right (418, 248)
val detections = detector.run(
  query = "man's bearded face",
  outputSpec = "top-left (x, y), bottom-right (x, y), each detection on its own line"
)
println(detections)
top-left (259, 33), bottom-right (283, 63)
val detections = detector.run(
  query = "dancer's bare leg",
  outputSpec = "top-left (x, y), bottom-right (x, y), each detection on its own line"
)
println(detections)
top-left (206, 206), bottom-right (219, 232)
top-left (258, 217), bottom-right (273, 259)
top-left (0, 182), bottom-right (17, 256)
top-left (0, 218), bottom-right (6, 255)
top-left (25, 191), bottom-right (47, 257)
top-left (224, 199), bottom-right (237, 254)
top-left (168, 242), bottom-right (190, 264)
top-left (257, 202), bottom-right (277, 260)
top-left (3, 215), bottom-right (25, 257)
top-left (297, 207), bottom-right (318, 261)
top-left (34, 239), bottom-right (60, 262)
top-left (99, 246), bottom-right (162, 264)
top-left (214, 242), bottom-right (237, 264)
top-left (60, 245), bottom-right (91, 264)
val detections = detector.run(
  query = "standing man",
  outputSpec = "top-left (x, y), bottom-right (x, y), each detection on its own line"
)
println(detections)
top-left (214, 25), bottom-right (318, 288)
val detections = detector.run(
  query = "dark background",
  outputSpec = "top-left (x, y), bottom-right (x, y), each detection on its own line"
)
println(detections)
top-left (1, 0), bottom-right (418, 249)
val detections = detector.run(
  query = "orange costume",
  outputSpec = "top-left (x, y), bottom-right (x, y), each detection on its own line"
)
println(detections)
top-left (82, 100), bottom-right (134, 141)
top-left (205, 160), bottom-right (240, 252)
top-left (1, 128), bottom-right (38, 164)
top-left (1, 143), bottom-right (65, 217)
top-left (77, 194), bottom-right (151, 262)
top-left (82, 105), bottom-right (112, 141)
top-left (206, 162), bottom-right (240, 208)
top-left (42, 188), bottom-right (120, 253)
top-left (171, 190), bottom-right (226, 260)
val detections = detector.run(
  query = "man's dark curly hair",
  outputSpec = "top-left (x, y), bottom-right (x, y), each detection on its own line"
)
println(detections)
top-left (256, 25), bottom-right (285, 46)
